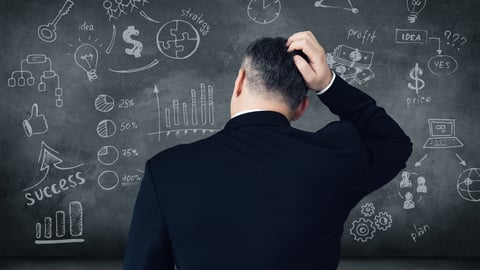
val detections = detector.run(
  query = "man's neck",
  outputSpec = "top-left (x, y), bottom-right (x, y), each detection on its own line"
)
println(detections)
top-left (231, 109), bottom-right (268, 119)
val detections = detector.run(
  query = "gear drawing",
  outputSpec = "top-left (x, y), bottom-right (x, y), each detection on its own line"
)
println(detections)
top-left (360, 202), bottom-right (375, 217)
top-left (350, 217), bottom-right (376, 242)
top-left (374, 211), bottom-right (393, 231)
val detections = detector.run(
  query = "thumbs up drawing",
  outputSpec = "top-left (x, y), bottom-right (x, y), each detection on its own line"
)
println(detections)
top-left (22, 103), bottom-right (49, 137)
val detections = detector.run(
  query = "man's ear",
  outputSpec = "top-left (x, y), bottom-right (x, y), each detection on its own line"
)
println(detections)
top-left (291, 96), bottom-right (310, 121)
top-left (233, 69), bottom-right (246, 97)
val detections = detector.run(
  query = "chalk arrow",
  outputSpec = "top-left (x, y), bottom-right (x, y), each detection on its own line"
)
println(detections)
top-left (38, 141), bottom-right (83, 171)
top-left (428, 37), bottom-right (442, 55)
top-left (455, 153), bottom-right (467, 166)
top-left (23, 141), bottom-right (83, 192)
top-left (38, 141), bottom-right (63, 171)
top-left (415, 154), bottom-right (428, 167)
top-left (153, 84), bottom-right (161, 142)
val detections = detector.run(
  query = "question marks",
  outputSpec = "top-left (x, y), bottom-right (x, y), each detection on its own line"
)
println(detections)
top-left (444, 30), bottom-right (467, 50)
top-left (444, 30), bottom-right (451, 41)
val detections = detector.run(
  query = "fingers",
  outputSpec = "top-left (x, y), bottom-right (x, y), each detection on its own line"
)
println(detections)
top-left (31, 103), bottom-right (39, 116)
top-left (286, 31), bottom-right (318, 47)
top-left (286, 31), bottom-right (325, 64)
top-left (293, 55), bottom-right (317, 85)
top-left (287, 31), bottom-right (332, 91)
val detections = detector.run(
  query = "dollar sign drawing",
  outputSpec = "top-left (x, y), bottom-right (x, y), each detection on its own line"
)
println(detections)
top-left (123, 26), bottom-right (143, 58)
top-left (408, 63), bottom-right (425, 95)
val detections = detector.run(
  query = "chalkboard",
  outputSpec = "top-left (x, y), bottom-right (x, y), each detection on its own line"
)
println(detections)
top-left (1, 0), bottom-right (479, 258)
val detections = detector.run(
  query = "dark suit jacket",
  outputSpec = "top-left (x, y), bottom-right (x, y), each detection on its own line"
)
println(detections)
top-left (123, 76), bottom-right (412, 270)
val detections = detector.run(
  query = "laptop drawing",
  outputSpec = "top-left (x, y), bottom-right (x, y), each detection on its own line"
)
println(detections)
top-left (423, 119), bottom-right (463, 149)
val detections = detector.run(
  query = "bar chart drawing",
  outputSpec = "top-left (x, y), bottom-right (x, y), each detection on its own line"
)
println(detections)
top-left (35, 201), bottom-right (84, 244)
top-left (149, 83), bottom-right (219, 140)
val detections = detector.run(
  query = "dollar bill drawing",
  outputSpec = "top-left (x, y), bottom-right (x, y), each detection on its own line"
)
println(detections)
top-left (327, 44), bottom-right (375, 85)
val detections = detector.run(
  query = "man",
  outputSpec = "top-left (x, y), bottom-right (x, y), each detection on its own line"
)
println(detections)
top-left (124, 31), bottom-right (412, 269)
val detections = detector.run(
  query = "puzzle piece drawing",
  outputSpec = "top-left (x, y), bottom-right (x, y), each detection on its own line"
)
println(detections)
top-left (156, 20), bottom-right (200, 60)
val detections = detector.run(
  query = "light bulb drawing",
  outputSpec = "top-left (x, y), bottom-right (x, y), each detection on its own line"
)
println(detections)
top-left (406, 0), bottom-right (427, 23)
top-left (74, 43), bottom-right (98, 82)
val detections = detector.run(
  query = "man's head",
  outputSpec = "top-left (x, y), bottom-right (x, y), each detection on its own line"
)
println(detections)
top-left (230, 37), bottom-right (310, 121)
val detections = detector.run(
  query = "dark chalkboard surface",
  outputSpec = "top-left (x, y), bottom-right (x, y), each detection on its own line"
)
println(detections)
top-left (1, 0), bottom-right (479, 258)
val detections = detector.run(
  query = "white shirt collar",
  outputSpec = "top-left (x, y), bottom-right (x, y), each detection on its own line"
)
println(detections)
top-left (231, 109), bottom-right (268, 119)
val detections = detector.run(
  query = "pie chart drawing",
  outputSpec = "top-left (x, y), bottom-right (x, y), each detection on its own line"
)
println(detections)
top-left (98, 170), bottom-right (119, 191)
top-left (97, 145), bottom-right (119, 166)
top-left (95, 94), bottom-right (115, 113)
top-left (97, 119), bottom-right (117, 138)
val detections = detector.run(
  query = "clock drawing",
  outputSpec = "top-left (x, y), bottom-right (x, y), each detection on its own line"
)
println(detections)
top-left (247, 0), bottom-right (281, 24)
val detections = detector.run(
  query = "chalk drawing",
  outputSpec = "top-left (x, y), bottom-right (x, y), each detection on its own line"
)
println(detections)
top-left (37, 0), bottom-right (74, 43)
top-left (105, 25), bottom-right (117, 54)
top-left (326, 45), bottom-right (374, 85)
top-left (247, 0), bottom-right (281, 24)
top-left (108, 59), bottom-right (159, 73)
top-left (35, 201), bottom-right (84, 244)
top-left (350, 203), bottom-right (393, 243)
top-left (22, 141), bottom-right (84, 192)
top-left (414, 154), bottom-right (429, 167)
top-left (98, 170), bottom-right (119, 190)
top-left (454, 153), bottom-right (467, 167)
top-left (403, 192), bottom-right (415, 209)
top-left (395, 31), bottom-right (459, 76)
top-left (347, 28), bottom-right (377, 45)
top-left (180, 8), bottom-right (211, 36)
top-left (457, 168), bottom-right (480, 202)
top-left (423, 119), bottom-right (463, 149)
top-left (398, 170), bottom-right (428, 209)
top-left (96, 119), bottom-right (117, 138)
top-left (78, 21), bottom-right (94, 31)
top-left (360, 202), bottom-right (375, 217)
top-left (444, 30), bottom-right (468, 51)
top-left (8, 54), bottom-right (63, 107)
top-left (395, 29), bottom-right (428, 44)
top-left (410, 224), bottom-right (430, 242)
top-left (156, 20), bottom-right (200, 60)
top-left (427, 54), bottom-right (458, 76)
top-left (123, 26), bottom-right (143, 58)
top-left (350, 218), bottom-right (375, 242)
top-left (103, 0), bottom-right (149, 21)
top-left (121, 170), bottom-right (143, 186)
top-left (407, 63), bottom-right (425, 95)
top-left (148, 83), bottom-right (219, 141)
top-left (97, 145), bottom-right (119, 166)
top-left (95, 94), bottom-right (115, 113)
top-left (406, 0), bottom-right (427, 23)
top-left (374, 212), bottom-right (392, 231)
top-left (22, 103), bottom-right (49, 137)
top-left (74, 43), bottom-right (99, 82)
top-left (314, 0), bottom-right (358, 14)
top-left (417, 177), bottom-right (427, 193)
top-left (118, 98), bottom-right (135, 109)
top-left (119, 121), bottom-right (139, 132)
top-left (140, 10), bottom-right (159, 23)
top-left (400, 171), bottom-right (413, 188)
top-left (152, 85), bottom-right (161, 142)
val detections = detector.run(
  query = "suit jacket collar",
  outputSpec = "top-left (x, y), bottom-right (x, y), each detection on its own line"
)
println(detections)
top-left (223, 111), bottom-right (290, 131)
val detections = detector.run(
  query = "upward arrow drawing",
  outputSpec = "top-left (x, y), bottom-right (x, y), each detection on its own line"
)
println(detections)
top-left (23, 141), bottom-right (84, 192)
top-left (154, 84), bottom-right (161, 142)
top-left (38, 141), bottom-right (64, 171)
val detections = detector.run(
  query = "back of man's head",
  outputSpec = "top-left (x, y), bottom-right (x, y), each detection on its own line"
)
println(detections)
top-left (241, 37), bottom-right (309, 111)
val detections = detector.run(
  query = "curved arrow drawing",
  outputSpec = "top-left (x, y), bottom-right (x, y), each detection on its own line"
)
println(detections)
top-left (22, 141), bottom-right (84, 191)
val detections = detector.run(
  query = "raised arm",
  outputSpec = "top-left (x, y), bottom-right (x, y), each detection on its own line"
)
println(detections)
top-left (287, 31), bottom-right (412, 193)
